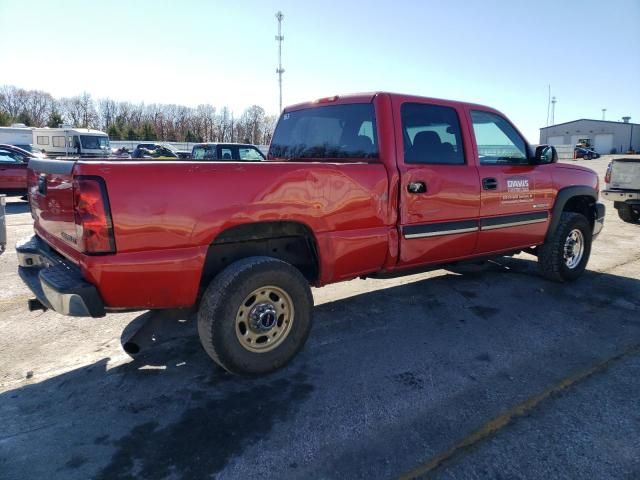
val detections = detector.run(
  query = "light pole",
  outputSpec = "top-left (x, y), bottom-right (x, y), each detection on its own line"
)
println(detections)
top-left (275, 11), bottom-right (285, 112)
top-left (602, 108), bottom-right (606, 120)
top-left (550, 96), bottom-right (557, 125)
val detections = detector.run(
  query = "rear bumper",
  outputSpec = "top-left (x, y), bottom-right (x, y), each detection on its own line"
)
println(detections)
top-left (593, 202), bottom-right (605, 238)
top-left (602, 189), bottom-right (640, 203)
top-left (16, 235), bottom-right (105, 317)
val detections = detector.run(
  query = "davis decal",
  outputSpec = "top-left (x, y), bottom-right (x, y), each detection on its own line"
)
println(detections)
top-left (506, 178), bottom-right (529, 190)
top-left (502, 177), bottom-right (533, 204)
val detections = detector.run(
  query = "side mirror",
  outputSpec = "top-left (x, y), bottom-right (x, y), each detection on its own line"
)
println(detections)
top-left (534, 145), bottom-right (557, 164)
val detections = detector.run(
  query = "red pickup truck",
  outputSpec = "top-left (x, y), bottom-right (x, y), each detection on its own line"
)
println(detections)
top-left (17, 92), bottom-right (605, 375)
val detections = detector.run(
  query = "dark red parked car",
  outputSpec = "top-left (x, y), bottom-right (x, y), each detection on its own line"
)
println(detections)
top-left (0, 144), bottom-right (40, 196)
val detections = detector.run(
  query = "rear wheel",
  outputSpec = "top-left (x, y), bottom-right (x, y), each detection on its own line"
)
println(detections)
top-left (617, 204), bottom-right (640, 224)
top-left (197, 256), bottom-right (313, 375)
top-left (538, 212), bottom-right (592, 282)
top-left (583, 154), bottom-right (592, 160)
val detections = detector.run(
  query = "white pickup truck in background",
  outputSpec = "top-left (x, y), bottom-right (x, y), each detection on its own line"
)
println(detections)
top-left (603, 158), bottom-right (640, 224)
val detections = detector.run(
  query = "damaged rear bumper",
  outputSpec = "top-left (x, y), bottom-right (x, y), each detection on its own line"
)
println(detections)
top-left (16, 235), bottom-right (105, 317)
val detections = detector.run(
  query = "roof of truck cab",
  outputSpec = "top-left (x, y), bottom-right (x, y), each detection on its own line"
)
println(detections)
top-left (283, 92), bottom-right (495, 113)
top-left (192, 143), bottom-right (261, 149)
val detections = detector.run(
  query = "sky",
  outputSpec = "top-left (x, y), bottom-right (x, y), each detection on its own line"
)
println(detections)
top-left (0, 0), bottom-right (638, 142)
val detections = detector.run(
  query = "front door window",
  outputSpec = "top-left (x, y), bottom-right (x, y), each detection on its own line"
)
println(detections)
top-left (471, 111), bottom-right (528, 165)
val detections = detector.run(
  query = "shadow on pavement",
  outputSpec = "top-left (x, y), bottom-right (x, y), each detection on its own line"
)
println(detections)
top-left (1, 257), bottom-right (639, 479)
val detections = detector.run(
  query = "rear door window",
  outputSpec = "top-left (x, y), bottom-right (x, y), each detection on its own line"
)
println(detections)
top-left (192, 145), bottom-right (217, 160)
top-left (269, 103), bottom-right (378, 160)
top-left (238, 147), bottom-right (265, 161)
top-left (220, 148), bottom-right (234, 160)
top-left (401, 103), bottom-right (465, 164)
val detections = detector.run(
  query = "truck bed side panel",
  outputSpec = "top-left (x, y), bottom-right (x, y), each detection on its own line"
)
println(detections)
top-left (71, 161), bottom-right (391, 307)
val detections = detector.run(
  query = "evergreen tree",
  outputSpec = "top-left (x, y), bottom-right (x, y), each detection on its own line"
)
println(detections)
top-left (0, 111), bottom-right (11, 126)
top-left (184, 130), bottom-right (200, 142)
top-left (47, 110), bottom-right (64, 128)
top-left (16, 112), bottom-right (33, 126)
top-left (107, 124), bottom-right (121, 140)
top-left (126, 127), bottom-right (138, 141)
top-left (141, 122), bottom-right (157, 141)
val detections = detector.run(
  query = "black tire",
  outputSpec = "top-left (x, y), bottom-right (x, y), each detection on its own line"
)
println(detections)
top-left (538, 212), bottom-right (592, 282)
top-left (583, 154), bottom-right (592, 160)
top-left (197, 256), bottom-right (313, 375)
top-left (617, 204), bottom-right (640, 224)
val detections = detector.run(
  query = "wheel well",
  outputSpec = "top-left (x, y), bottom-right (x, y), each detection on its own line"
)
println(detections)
top-left (200, 222), bottom-right (319, 290)
top-left (562, 195), bottom-right (596, 229)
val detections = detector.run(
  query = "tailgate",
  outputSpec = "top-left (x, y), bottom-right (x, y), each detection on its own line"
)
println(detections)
top-left (28, 159), bottom-right (82, 259)
top-left (610, 158), bottom-right (640, 190)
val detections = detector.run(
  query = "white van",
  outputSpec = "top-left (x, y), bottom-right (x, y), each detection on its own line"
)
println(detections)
top-left (32, 126), bottom-right (110, 158)
top-left (0, 124), bottom-right (35, 151)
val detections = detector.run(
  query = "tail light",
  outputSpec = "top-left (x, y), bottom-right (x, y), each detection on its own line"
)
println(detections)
top-left (313, 95), bottom-right (339, 103)
top-left (604, 162), bottom-right (612, 184)
top-left (73, 176), bottom-right (116, 254)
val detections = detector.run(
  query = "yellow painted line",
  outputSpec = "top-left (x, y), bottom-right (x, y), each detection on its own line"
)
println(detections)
top-left (400, 343), bottom-right (640, 479)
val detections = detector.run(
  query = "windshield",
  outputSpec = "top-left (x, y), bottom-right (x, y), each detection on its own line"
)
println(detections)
top-left (269, 103), bottom-right (378, 160)
top-left (80, 135), bottom-right (110, 150)
top-left (161, 143), bottom-right (178, 152)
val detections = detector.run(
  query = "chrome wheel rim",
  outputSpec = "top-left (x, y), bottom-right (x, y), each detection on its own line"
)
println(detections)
top-left (235, 286), bottom-right (294, 353)
top-left (564, 228), bottom-right (584, 269)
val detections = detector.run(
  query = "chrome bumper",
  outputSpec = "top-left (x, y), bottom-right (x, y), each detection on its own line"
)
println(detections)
top-left (16, 235), bottom-right (105, 317)
top-left (602, 189), bottom-right (640, 202)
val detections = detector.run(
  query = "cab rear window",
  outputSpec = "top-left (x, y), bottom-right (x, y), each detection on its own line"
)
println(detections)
top-left (269, 104), bottom-right (378, 160)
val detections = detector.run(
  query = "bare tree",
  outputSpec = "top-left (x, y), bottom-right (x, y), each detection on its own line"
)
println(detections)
top-left (0, 84), bottom-right (278, 144)
top-left (0, 85), bottom-right (24, 118)
top-left (25, 90), bottom-right (56, 126)
top-left (98, 98), bottom-right (118, 130)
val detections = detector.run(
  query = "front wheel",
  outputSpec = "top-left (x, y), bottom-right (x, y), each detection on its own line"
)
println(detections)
top-left (197, 256), bottom-right (313, 375)
top-left (583, 154), bottom-right (592, 160)
top-left (538, 212), bottom-right (592, 282)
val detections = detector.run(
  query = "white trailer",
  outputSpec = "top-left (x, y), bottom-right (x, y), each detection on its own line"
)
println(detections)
top-left (32, 126), bottom-right (110, 158)
top-left (0, 124), bottom-right (35, 150)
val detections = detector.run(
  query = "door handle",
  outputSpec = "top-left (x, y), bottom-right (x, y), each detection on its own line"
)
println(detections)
top-left (407, 181), bottom-right (426, 194)
top-left (482, 177), bottom-right (498, 190)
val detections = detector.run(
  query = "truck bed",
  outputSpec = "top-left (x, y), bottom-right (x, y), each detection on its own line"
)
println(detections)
top-left (28, 159), bottom-right (392, 309)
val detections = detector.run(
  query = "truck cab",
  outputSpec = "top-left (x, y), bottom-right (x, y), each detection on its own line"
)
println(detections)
top-left (191, 143), bottom-right (265, 161)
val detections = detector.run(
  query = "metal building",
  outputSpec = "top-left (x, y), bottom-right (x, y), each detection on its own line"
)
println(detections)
top-left (540, 118), bottom-right (639, 154)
